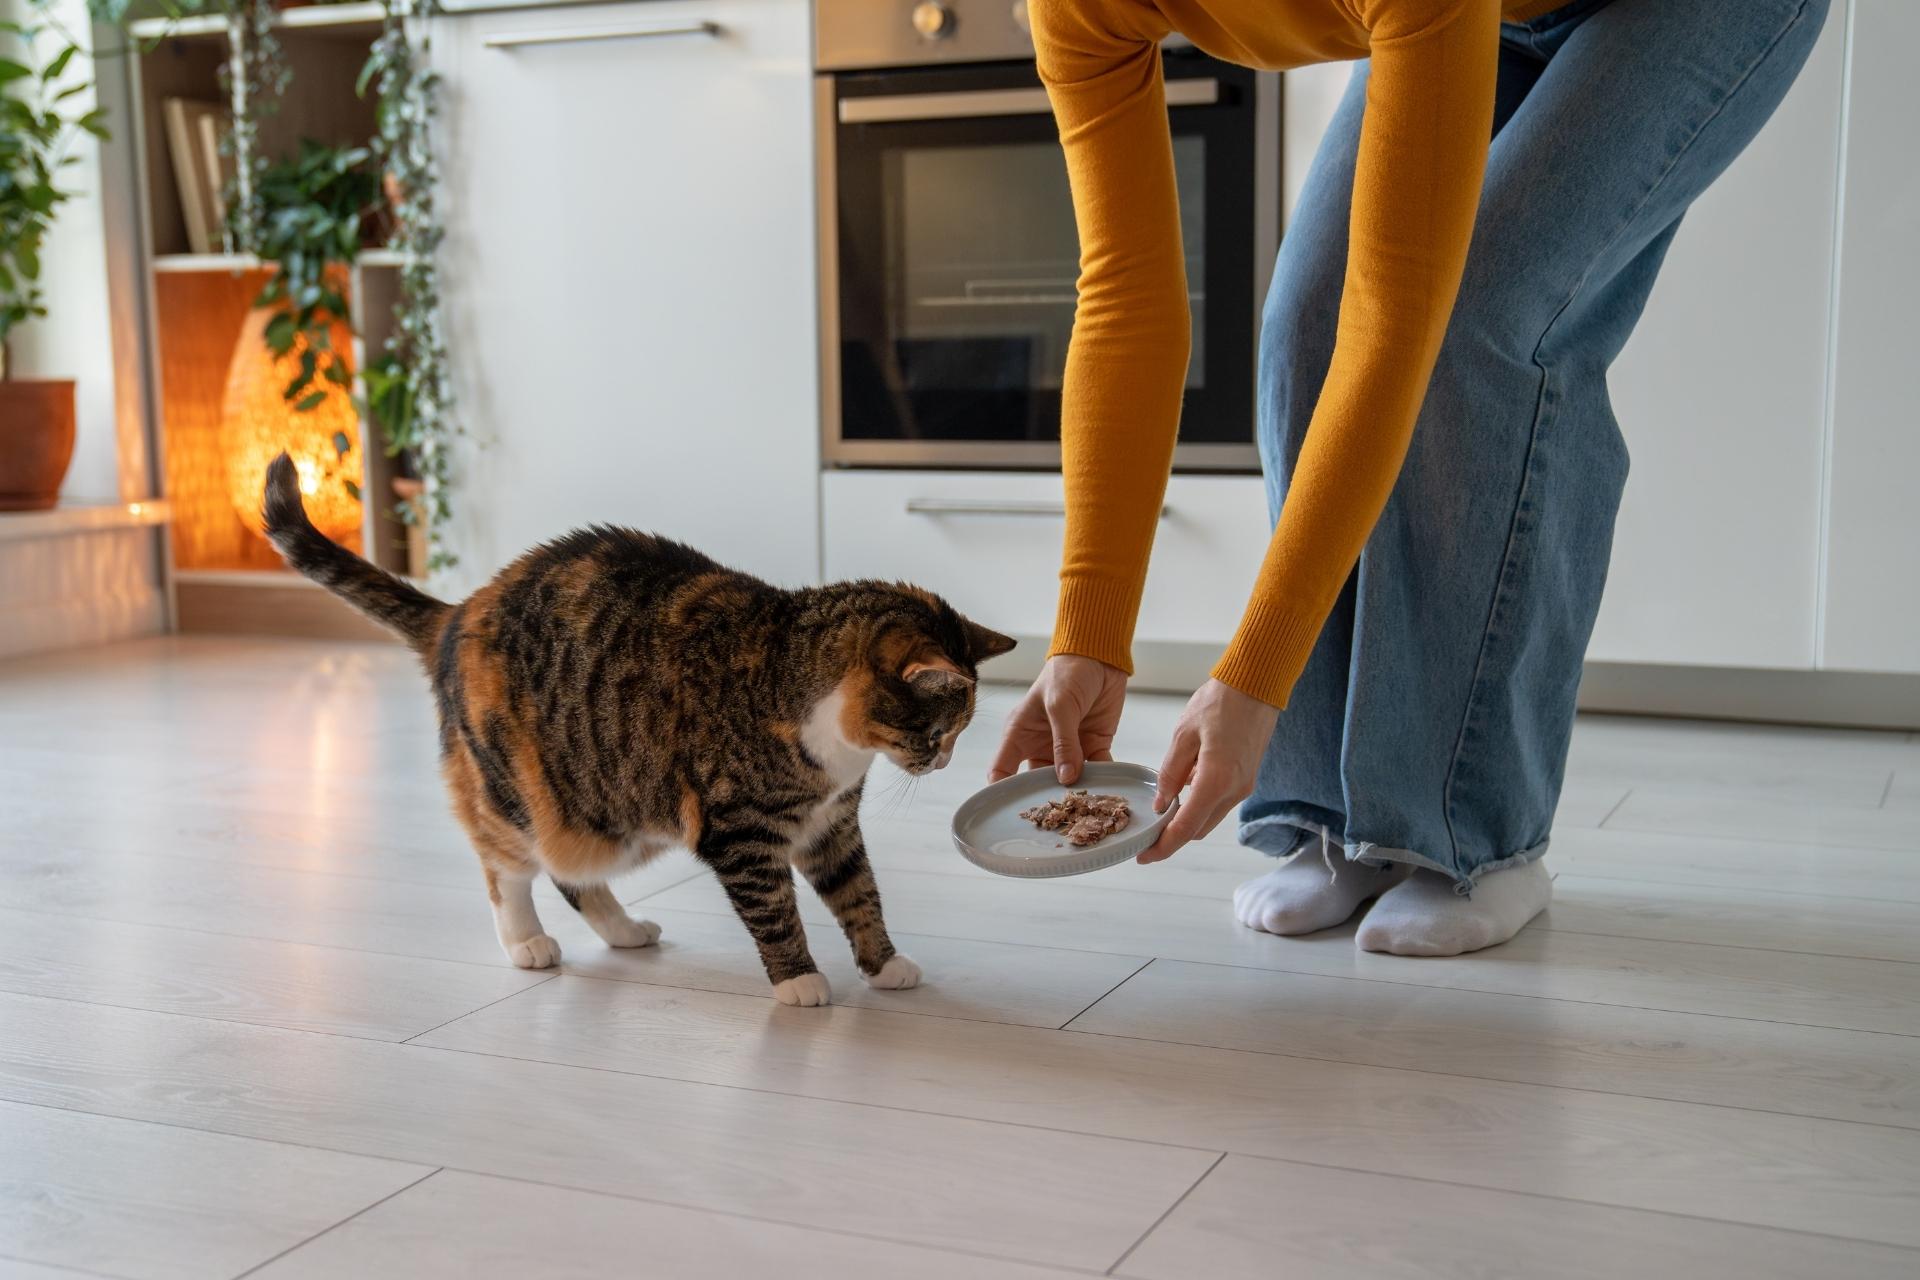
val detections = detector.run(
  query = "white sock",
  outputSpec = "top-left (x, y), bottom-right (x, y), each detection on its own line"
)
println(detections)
top-left (1234, 842), bottom-right (1408, 937)
top-left (1355, 859), bottom-right (1552, 957)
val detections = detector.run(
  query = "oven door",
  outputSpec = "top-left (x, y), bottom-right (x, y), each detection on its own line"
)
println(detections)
top-left (819, 53), bottom-right (1270, 470)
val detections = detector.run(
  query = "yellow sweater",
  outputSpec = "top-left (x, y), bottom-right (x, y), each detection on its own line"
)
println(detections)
top-left (1037, 0), bottom-right (1555, 707)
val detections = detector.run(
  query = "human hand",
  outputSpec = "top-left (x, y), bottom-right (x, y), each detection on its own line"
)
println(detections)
top-left (1139, 678), bottom-right (1281, 864)
top-left (988, 654), bottom-right (1128, 785)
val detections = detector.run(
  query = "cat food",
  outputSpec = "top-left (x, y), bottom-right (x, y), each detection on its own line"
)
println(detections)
top-left (1019, 790), bottom-right (1132, 846)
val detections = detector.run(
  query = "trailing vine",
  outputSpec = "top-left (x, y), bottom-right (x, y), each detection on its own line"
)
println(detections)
top-left (359, 0), bottom-right (457, 571)
top-left (220, 0), bottom-right (289, 254)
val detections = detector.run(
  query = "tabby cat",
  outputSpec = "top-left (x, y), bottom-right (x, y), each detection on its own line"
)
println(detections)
top-left (262, 455), bottom-right (1013, 1006)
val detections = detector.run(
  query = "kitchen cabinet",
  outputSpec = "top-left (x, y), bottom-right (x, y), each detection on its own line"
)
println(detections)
top-left (1587, 8), bottom-right (1846, 670)
top-left (822, 470), bottom-right (1272, 655)
top-left (1818, 0), bottom-right (1920, 675)
top-left (1279, 32), bottom-right (1851, 673)
top-left (433, 0), bottom-right (819, 591)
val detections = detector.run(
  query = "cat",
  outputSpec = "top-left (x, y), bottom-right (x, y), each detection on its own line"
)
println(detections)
top-left (261, 454), bottom-right (1014, 1006)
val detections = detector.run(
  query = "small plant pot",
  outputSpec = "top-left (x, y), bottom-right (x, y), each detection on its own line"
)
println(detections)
top-left (0, 379), bottom-right (77, 512)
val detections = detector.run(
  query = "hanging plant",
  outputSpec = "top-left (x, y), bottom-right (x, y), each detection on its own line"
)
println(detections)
top-left (251, 138), bottom-right (379, 408)
top-left (221, 0), bottom-right (290, 253)
top-left (359, 0), bottom-right (458, 571)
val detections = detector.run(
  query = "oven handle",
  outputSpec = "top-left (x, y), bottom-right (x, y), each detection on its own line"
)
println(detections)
top-left (484, 21), bottom-right (720, 50)
top-left (905, 498), bottom-right (1171, 519)
top-left (839, 78), bottom-right (1218, 125)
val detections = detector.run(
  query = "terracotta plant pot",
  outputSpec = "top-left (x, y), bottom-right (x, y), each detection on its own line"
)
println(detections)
top-left (0, 379), bottom-right (77, 512)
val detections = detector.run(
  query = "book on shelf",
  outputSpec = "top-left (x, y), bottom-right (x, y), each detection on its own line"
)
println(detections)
top-left (161, 98), bottom-right (228, 255)
top-left (196, 112), bottom-right (233, 251)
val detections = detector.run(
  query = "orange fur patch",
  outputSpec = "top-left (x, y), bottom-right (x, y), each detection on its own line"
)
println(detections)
top-left (679, 788), bottom-right (704, 848)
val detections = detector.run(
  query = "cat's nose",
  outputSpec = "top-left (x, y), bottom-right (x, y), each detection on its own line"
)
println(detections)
top-left (932, 750), bottom-right (953, 770)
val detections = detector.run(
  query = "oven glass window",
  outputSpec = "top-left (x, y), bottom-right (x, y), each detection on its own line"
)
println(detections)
top-left (833, 57), bottom-right (1259, 459)
top-left (842, 137), bottom-right (1207, 444)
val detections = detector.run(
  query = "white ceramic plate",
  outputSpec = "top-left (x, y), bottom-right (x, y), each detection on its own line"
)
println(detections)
top-left (950, 762), bottom-right (1178, 878)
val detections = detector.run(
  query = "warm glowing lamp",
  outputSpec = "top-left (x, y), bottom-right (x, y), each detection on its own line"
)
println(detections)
top-left (220, 305), bottom-right (362, 543)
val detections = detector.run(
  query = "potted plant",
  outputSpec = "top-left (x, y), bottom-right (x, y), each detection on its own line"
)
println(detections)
top-left (0, 8), bottom-right (105, 510)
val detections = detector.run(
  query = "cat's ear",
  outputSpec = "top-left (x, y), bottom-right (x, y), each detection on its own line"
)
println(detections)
top-left (904, 662), bottom-right (974, 697)
top-left (903, 657), bottom-right (972, 685)
top-left (962, 618), bottom-right (1017, 664)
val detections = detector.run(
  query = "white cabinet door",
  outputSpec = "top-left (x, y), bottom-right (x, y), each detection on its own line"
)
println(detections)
top-left (822, 470), bottom-right (1271, 650)
top-left (433, 0), bottom-right (818, 591)
top-left (1588, 10), bottom-right (1846, 669)
top-left (1819, 0), bottom-right (1920, 674)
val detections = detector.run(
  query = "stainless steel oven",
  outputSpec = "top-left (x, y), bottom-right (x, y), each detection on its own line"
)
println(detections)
top-left (817, 0), bottom-right (1279, 470)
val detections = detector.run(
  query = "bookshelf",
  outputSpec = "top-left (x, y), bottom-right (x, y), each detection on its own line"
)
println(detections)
top-left (129, 3), bottom-right (416, 639)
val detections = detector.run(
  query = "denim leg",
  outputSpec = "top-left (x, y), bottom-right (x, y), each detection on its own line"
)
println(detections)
top-left (1337, 0), bottom-right (1831, 883)
top-left (1239, 64), bottom-right (1368, 858)
top-left (1241, 46), bottom-right (1547, 860)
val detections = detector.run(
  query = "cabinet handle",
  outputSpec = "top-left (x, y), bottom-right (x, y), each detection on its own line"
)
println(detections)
top-left (484, 21), bottom-right (720, 49)
top-left (905, 498), bottom-right (1170, 518)
top-left (841, 78), bottom-right (1217, 125)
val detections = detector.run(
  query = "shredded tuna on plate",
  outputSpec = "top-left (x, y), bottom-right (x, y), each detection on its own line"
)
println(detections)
top-left (1019, 790), bottom-right (1132, 847)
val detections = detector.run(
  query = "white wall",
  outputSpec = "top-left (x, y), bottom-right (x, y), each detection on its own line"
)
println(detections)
top-left (3, 0), bottom-right (120, 503)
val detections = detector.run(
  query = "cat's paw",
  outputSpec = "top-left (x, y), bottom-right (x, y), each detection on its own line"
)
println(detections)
top-left (599, 915), bottom-right (661, 948)
top-left (772, 973), bottom-right (832, 1007)
top-left (506, 934), bottom-right (562, 969)
top-left (865, 954), bottom-right (922, 990)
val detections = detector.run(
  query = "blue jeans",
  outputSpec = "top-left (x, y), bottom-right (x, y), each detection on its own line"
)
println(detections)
top-left (1240, 0), bottom-right (1830, 886)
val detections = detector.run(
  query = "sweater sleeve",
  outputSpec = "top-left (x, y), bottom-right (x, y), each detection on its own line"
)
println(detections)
top-left (1032, 0), bottom-right (1189, 675)
top-left (1037, 0), bottom-right (1500, 709)
top-left (1212, 0), bottom-right (1500, 705)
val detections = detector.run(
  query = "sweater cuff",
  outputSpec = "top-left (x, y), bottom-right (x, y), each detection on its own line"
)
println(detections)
top-left (1210, 598), bottom-right (1327, 710)
top-left (1048, 575), bottom-right (1144, 675)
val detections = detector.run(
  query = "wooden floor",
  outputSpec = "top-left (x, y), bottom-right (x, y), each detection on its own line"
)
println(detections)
top-left (3, 637), bottom-right (1919, 1279)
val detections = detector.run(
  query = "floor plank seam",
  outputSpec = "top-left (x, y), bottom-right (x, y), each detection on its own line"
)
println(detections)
top-left (1055, 1025), bottom-right (1920, 1134)
top-left (0, 902), bottom-right (583, 976)
top-left (396, 1035), bottom-right (1228, 1156)
top-left (1525, 919), bottom-right (1920, 970)
top-left (371, 1167), bottom-right (1122, 1278)
top-left (1068, 951), bottom-right (1920, 1041)
top-left (1056, 957), bottom-right (1157, 1031)
top-left (227, 1167), bottom-right (445, 1280)
top-left (1596, 788), bottom-right (1635, 827)
top-left (1104, 1151), bottom-right (1227, 1276)
top-left (0, 839), bottom-right (709, 900)
top-left (1211, 1150), bottom-right (1920, 1256)
top-left (13, 879), bottom-right (1919, 1040)
top-left (1542, 869), bottom-right (1920, 908)
top-left (1605, 820), bottom-right (1920, 852)
top-left (0, 986), bottom-right (514, 1049)
top-left (408, 1000), bottom-right (1920, 1142)
top-left (398, 974), bottom-right (563, 1045)
top-left (0, 1096), bottom-right (438, 1181)
top-left (0, 1251), bottom-right (125, 1280)
top-left (493, 967), bottom-right (1134, 1032)
top-left (608, 899), bottom-right (1920, 1037)
top-left (10, 1087), bottom-right (1920, 1263)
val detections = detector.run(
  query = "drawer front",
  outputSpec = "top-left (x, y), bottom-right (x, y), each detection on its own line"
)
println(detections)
top-left (822, 471), bottom-right (1271, 649)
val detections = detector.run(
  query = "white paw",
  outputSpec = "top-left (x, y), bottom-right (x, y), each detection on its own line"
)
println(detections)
top-left (599, 915), bottom-right (662, 948)
top-left (507, 934), bottom-right (562, 969)
top-left (866, 954), bottom-right (922, 990)
top-left (772, 972), bottom-right (833, 1007)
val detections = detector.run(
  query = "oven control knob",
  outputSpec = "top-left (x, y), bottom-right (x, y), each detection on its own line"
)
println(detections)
top-left (911, 0), bottom-right (955, 39)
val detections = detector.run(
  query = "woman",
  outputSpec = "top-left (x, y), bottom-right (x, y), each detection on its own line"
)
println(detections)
top-left (991, 0), bottom-right (1829, 955)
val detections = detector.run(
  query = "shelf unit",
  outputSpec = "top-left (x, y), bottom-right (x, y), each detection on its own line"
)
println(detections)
top-left (129, 3), bottom-right (416, 639)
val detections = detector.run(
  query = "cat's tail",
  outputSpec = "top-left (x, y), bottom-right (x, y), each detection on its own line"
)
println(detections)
top-left (261, 452), bottom-right (451, 651)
